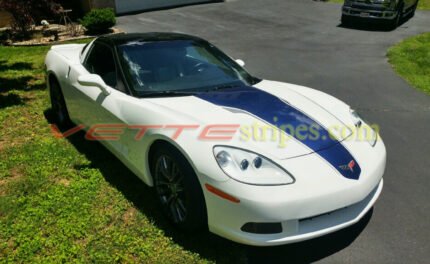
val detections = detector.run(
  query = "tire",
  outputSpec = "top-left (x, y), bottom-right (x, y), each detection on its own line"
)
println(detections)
top-left (151, 143), bottom-right (207, 231)
top-left (49, 77), bottom-right (71, 127)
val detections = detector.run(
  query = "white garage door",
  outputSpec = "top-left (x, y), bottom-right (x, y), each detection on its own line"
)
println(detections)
top-left (115, 0), bottom-right (214, 14)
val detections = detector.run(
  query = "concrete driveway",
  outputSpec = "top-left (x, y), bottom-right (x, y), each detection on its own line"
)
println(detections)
top-left (117, 0), bottom-right (430, 263)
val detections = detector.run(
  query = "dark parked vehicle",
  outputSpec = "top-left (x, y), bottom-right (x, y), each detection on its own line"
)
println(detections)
top-left (342, 0), bottom-right (419, 28)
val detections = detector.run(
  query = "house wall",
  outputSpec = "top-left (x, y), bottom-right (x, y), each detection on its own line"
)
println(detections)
top-left (115, 0), bottom-right (215, 14)
top-left (77, 0), bottom-right (220, 15)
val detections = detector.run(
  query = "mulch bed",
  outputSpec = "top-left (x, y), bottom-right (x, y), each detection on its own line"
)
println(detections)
top-left (1, 24), bottom-right (123, 46)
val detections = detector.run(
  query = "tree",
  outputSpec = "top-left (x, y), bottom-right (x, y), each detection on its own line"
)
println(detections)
top-left (0, 0), bottom-right (61, 38)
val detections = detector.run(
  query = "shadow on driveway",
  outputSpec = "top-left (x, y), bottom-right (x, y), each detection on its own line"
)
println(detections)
top-left (44, 111), bottom-right (373, 263)
top-left (246, 209), bottom-right (372, 264)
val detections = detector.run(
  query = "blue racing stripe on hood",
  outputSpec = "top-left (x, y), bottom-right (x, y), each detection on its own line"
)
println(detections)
top-left (196, 86), bottom-right (361, 180)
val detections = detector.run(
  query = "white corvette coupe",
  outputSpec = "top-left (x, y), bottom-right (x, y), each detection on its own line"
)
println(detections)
top-left (45, 33), bottom-right (386, 246)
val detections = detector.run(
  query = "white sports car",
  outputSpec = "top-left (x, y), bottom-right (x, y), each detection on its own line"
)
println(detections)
top-left (45, 33), bottom-right (386, 246)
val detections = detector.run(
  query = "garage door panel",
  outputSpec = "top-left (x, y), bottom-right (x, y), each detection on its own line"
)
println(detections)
top-left (116, 0), bottom-right (215, 14)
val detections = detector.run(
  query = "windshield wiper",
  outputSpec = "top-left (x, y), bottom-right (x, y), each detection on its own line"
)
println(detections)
top-left (140, 90), bottom-right (197, 98)
top-left (209, 84), bottom-right (240, 91)
top-left (140, 84), bottom-right (241, 97)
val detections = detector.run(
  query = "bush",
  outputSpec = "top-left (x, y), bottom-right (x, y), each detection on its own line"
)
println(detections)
top-left (80, 8), bottom-right (116, 34)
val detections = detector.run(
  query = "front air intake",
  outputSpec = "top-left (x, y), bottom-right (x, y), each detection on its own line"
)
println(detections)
top-left (241, 222), bottom-right (283, 234)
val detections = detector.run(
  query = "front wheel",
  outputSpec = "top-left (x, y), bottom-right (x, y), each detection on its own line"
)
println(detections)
top-left (151, 144), bottom-right (207, 231)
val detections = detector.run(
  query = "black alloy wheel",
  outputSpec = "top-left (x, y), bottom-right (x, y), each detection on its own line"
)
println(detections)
top-left (152, 144), bottom-right (207, 231)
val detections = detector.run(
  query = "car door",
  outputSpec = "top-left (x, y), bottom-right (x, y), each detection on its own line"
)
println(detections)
top-left (70, 41), bottom-right (131, 158)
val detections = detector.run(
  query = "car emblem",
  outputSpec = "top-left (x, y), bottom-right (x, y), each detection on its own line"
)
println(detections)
top-left (339, 160), bottom-right (356, 172)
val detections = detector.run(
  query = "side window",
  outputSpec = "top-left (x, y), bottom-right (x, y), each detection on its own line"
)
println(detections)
top-left (84, 43), bottom-right (117, 88)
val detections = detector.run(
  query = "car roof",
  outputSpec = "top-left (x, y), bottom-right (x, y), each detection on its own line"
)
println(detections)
top-left (97, 32), bottom-right (205, 47)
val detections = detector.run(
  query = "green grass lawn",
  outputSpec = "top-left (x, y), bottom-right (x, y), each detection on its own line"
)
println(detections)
top-left (0, 43), bottom-right (245, 263)
top-left (329, 0), bottom-right (430, 10)
top-left (388, 32), bottom-right (430, 95)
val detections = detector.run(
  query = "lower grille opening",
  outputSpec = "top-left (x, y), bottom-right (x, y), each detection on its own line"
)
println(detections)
top-left (241, 222), bottom-right (283, 234)
top-left (300, 207), bottom-right (348, 223)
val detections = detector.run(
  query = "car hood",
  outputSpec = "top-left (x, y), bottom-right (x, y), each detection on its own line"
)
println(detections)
top-left (146, 80), bottom-right (353, 160)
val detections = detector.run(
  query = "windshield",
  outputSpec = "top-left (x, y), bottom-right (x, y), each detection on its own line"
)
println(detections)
top-left (117, 40), bottom-right (259, 97)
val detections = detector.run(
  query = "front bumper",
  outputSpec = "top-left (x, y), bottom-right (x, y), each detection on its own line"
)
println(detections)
top-left (202, 137), bottom-right (386, 246)
top-left (207, 179), bottom-right (383, 246)
top-left (342, 5), bottom-right (397, 20)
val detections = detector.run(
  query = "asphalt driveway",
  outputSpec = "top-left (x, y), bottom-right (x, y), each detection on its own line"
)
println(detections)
top-left (117, 0), bottom-right (430, 263)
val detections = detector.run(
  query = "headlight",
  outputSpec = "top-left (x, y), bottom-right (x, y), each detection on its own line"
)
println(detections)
top-left (350, 109), bottom-right (378, 147)
top-left (213, 146), bottom-right (295, 186)
top-left (376, 0), bottom-right (396, 9)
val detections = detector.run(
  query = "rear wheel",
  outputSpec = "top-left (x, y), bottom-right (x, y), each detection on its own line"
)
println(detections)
top-left (49, 77), bottom-right (71, 127)
top-left (151, 144), bottom-right (207, 231)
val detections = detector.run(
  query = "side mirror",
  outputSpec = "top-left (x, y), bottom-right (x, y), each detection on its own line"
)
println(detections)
top-left (235, 59), bottom-right (245, 67)
top-left (77, 74), bottom-right (111, 96)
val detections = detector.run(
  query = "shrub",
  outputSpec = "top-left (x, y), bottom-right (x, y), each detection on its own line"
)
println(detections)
top-left (80, 8), bottom-right (116, 34)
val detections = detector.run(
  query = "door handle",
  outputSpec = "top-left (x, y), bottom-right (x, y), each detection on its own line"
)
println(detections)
top-left (66, 66), bottom-right (71, 79)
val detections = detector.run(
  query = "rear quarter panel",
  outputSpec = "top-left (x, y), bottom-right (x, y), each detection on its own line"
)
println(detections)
top-left (45, 44), bottom-right (86, 123)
